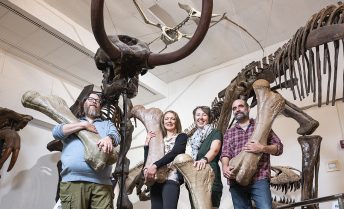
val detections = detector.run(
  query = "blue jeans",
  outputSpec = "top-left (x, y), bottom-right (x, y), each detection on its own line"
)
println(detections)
top-left (230, 179), bottom-right (272, 209)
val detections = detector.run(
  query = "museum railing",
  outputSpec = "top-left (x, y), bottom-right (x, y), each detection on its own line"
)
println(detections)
top-left (276, 193), bottom-right (344, 209)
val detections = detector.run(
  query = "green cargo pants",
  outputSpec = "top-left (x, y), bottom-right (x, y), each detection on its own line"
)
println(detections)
top-left (60, 181), bottom-right (113, 209)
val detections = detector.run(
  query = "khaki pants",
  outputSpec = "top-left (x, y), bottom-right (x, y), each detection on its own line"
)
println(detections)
top-left (60, 181), bottom-right (113, 209)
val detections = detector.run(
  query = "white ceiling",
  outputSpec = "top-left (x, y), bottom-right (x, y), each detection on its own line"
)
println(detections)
top-left (0, 0), bottom-right (340, 104)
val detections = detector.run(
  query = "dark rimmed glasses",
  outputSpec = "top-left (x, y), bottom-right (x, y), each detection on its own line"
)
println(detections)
top-left (87, 97), bottom-right (101, 104)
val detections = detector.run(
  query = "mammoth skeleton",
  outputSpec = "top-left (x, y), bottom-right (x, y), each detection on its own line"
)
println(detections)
top-left (16, 1), bottom-right (344, 209)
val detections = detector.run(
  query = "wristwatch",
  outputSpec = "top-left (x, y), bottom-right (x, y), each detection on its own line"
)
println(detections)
top-left (202, 156), bottom-right (209, 163)
top-left (107, 134), bottom-right (117, 146)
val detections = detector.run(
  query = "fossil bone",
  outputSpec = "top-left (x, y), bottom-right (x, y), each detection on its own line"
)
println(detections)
top-left (229, 79), bottom-right (285, 186)
top-left (130, 105), bottom-right (168, 185)
top-left (21, 91), bottom-right (118, 171)
top-left (298, 135), bottom-right (322, 205)
top-left (172, 154), bottom-right (214, 209)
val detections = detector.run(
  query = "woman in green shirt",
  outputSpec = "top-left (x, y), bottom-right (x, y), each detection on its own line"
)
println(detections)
top-left (189, 106), bottom-right (223, 209)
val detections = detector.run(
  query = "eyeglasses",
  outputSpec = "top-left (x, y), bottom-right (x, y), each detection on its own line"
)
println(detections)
top-left (87, 97), bottom-right (101, 104)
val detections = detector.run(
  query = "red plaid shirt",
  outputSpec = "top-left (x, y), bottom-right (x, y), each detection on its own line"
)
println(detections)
top-left (221, 119), bottom-right (283, 185)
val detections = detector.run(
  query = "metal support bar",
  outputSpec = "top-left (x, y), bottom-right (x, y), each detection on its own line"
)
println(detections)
top-left (338, 195), bottom-right (344, 209)
top-left (276, 193), bottom-right (344, 209)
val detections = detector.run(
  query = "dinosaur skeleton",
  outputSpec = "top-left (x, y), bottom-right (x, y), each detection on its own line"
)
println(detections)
top-left (270, 166), bottom-right (301, 207)
top-left (0, 107), bottom-right (32, 174)
top-left (133, 0), bottom-right (192, 52)
top-left (271, 166), bottom-right (302, 194)
top-left (177, 2), bottom-right (264, 53)
top-left (133, 0), bottom-right (263, 52)
top-left (215, 3), bottom-right (344, 135)
top-left (197, 3), bottom-right (344, 207)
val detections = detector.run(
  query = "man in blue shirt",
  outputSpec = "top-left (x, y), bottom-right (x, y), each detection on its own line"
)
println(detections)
top-left (52, 92), bottom-right (120, 209)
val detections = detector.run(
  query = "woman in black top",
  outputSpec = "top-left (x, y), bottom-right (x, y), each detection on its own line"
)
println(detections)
top-left (144, 110), bottom-right (187, 209)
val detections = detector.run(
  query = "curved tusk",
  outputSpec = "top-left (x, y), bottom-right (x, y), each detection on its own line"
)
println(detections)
top-left (147, 0), bottom-right (213, 67)
top-left (91, 0), bottom-right (121, 60)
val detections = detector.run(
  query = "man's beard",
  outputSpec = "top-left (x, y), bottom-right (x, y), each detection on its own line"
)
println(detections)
top-left (234, 111), bottom-right (249, 122)
top-left (85, 105), bottom-right (101, 118)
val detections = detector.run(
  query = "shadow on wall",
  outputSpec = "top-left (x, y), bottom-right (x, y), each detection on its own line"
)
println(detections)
top-left (0, 153), bottom-right (60, 209)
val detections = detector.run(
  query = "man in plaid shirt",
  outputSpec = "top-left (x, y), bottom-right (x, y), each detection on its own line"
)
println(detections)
top-left (221, 99), bottom-right (283, 209)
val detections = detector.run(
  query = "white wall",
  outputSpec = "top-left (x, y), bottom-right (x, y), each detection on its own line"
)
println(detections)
top-left (0, 48), bottom-right (83, 209)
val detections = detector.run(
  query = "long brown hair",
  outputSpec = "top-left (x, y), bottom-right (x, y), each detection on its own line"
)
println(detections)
top-left (160, 110), bottom-right (182, 137)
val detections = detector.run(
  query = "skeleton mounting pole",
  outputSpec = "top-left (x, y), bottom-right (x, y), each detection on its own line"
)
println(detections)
top-left (118, 79), bottom-right (128, 209)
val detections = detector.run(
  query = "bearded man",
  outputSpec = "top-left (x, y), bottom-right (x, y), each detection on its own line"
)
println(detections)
top-left (220, 99), bottom-right (283, 209)
top-left (52, 92), bottom-right (120, 209)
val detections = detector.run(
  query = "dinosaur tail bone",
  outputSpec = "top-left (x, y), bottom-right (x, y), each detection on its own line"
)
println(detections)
top-left (21, 91), bottom-right (118, 171)
top-left (229, 79), bottom-right (285, 186)
top-left (172, 154), bottom-right (214, 209)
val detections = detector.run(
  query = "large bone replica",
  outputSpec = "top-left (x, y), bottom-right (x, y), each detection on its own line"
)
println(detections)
top-left (131, 106), bottom-right (214, 209)
top-left (130, 105), bottom-right (168, 185)
top-left (21, 91), bottom-right (118, 171)
top-left (172, 154), bottom-right (214, 209)
top-left (229, 79), bottom-right (285, 186)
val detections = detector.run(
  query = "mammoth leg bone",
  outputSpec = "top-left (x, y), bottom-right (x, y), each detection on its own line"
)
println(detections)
top-left (229, 79), bottom-right (285, 186)
top-left (115, 157), bottom-right (133, 209)
top-left (131, 105), bottom-right (168, 185)
top-left (115, 116), bottom-right (134, 209)
top-left (21, 91), bottom-right (118, 171)
top-left (298, 135), bottom-right (321, 209)
top-left (281, 100), bottom-right (319, 135)
top-left (172, 154), bottom-right (214, 209)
